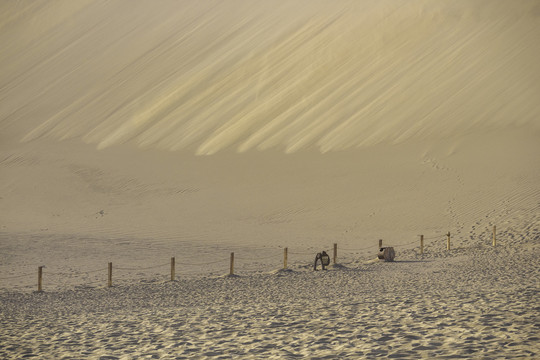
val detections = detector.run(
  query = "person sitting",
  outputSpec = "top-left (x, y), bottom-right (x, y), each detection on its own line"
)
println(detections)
top-left (314, 251), bottom-right (330, 270)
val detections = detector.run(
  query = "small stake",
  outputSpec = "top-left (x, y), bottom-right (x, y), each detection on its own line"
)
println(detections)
top-left (446, 232), bottom-right (451, 251)
top-left (38, 266), bottom-right (43, 292)
top-left (171, 257), bottom-right (175, 281)
top-left (379, 239), bottom-right (383, 249)
top-left (108, 262), bottom-right (112, 288)
top-left (420, 235), bottom-right (424, 255)
top-left (492, 225), bottom-right (496, 247)
top-left (284, 248), bottom-right (288, 269)
top-left (230, 252), bottom-right (234, 275)
top-left (333, 243), bottom-right (337, 264)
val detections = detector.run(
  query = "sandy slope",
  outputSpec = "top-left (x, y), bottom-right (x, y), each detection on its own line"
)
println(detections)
top-left (0, 0), bottom-right (538, 243)
top-left (1, 129), bottom-right (538, 259)
top-left (0, 0), bottom-right (539, 358)
top-left (1, 0), bottom-right (539, 153)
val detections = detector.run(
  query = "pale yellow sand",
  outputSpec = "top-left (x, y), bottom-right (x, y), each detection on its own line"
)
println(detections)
top-left (1, 0), bottom-right (539, 358)
top-left (1, 241), bottom-right (539, 359)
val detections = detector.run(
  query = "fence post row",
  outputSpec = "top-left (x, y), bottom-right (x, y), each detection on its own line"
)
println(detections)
top-left (30, 227), bottom-right (500, 290)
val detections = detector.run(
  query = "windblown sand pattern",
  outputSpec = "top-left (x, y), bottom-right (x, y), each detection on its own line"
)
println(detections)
top-left (1, 0), bottom-right (539, 154)
top-left (0, 0), bottom-right (539, 358)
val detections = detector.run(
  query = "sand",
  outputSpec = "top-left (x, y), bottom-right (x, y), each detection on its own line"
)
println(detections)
top-left (1, 0), bottom-right (539, 358)
top-left (1, 240), bottom-right (539, 359)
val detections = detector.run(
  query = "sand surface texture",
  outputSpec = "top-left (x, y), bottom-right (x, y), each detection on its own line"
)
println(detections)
top-left (1, 241), bottom-right (539, 359)
top-left (1, 0), bottom-right (539, 358)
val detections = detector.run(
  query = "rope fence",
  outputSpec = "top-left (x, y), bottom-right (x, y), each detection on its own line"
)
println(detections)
top-left (0, 225), bottom-right (501, 292)
top-left (182, 259), bottom-right (229, 266)
top-left (0, 272), bottom-right (35, 280)
top-left (340, 244), bottom-right (377, 252)
top-left (392, 240), bottom-right (418, 248)
top-left (423, 235), bottom-right (447, 240)
top-left (116, 262), bottom-right (170, 271)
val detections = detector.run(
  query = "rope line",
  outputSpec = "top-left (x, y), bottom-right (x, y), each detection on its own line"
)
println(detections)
top-left (423, 235), bottom-right (447, 240)
top-left (237, 263), bottom-right (279, 271)
top-left (238, 258), bottom-right (281, 265)
top-left (182, 259), bottom-right (228, 266)
top-left (422, 229), bottom-right (457, 241)
top-left (56, 268), bottom-right (107, 276)
top-left (0, 273), bottom-right (34, 280)
top-left (243, 253), bottom-right (282, 261)
top-left (82, 279), bottom-right (101, 286)
top-left (340, 245), bottom-right (377, 252)
top-left (289, 248), bottom-right (332, 255)
top-left (84, 268), bottom-right (108, 274)
top-left (288, 251), bottom-right (317, 255)
top-left (391, 240), bottom-right (418, 248)
top-left (116, 262), bottom-right (169, 271)
top-left (46, 271), bottom-right (76, 276)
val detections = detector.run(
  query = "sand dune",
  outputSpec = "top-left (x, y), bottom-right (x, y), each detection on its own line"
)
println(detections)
top-left (0, 0), bottom-right (538, 242)
top-left (0, 0), bottom-right (539, 358)
top-left (1, 0), bottom-right (539, 154)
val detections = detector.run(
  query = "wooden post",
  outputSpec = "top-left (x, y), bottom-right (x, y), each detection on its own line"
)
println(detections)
top-left (446, 232), bottom-right (451, 251)
top-left (379, 239), bottom-right (383, 249)
top-left (38, 266), bottom-right (43, 292)
top-left (420, 235), bottom-right (424, 255)
top-left (108, 262), bottom-right (112, 288)
top-left (171, 257), bottom-right (175, 281)
top-left (283, 248), bottom-right (288, 269)
top-left (333, 243), bottom-right (337, 264)
top-left (229, 252), bottom-right (234, 275)
top-left (492, 225), bottom-right (496, 247)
